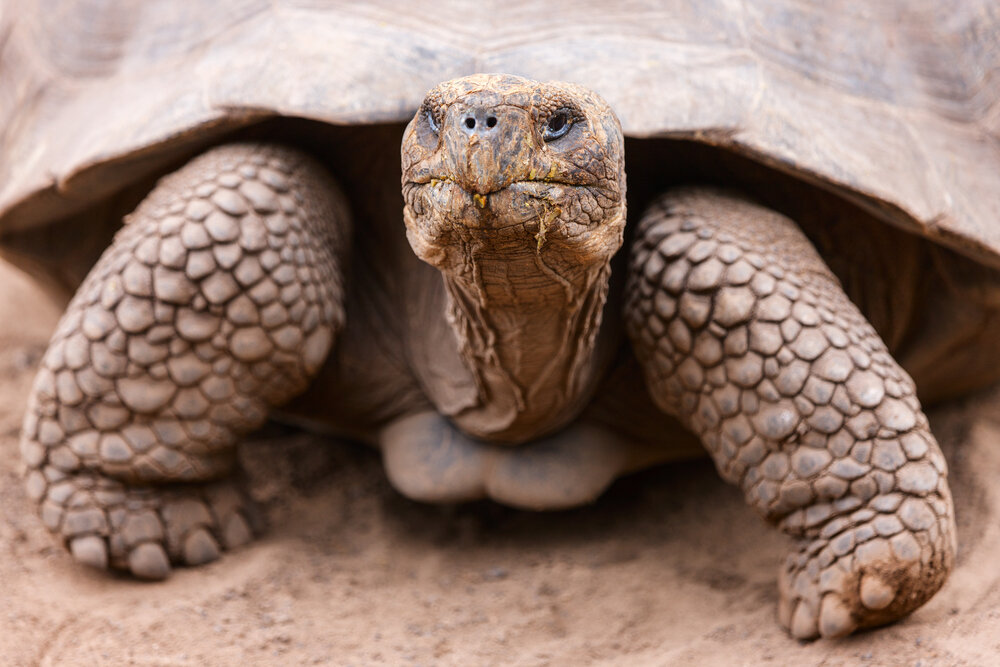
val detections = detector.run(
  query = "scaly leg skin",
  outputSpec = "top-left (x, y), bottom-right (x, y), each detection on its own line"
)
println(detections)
top-left (625, 188), bottom-right (956, 639)
top-left (20, 143), bottom-right (349, 579)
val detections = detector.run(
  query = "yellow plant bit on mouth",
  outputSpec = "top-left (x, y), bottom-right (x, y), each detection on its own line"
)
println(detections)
top-left (535, 205), bottom-right (561, 251)
top-left (473, 193), bottom-right (487, 209)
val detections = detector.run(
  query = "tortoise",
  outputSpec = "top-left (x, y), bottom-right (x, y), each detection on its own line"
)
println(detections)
top-left (3, 0), bottom-right (1000, 641)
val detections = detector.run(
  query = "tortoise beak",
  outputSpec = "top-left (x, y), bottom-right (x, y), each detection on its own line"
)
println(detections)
top-left (441, 103), bottom-right (535, 196)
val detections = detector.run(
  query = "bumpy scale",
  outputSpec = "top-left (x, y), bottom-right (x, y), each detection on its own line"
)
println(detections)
top-left (625, 189), bottom-right (956, 638)
top-left (20, 143), bottom-right (349, 578)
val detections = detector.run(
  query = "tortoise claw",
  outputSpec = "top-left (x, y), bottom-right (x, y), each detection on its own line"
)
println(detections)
top-left (70, 535), bottom-right (108, 571)
top-left (128, 542), bottom-right (171, 580)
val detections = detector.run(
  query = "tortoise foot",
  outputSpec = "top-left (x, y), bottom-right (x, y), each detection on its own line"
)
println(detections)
top-left (777, 490), bottom-right (955, 638)
top-left (39, 470), bottom-right (258, 579)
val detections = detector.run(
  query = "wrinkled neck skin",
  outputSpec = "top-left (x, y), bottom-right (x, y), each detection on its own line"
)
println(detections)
top-left (427, 220), bottom-right (620, 443)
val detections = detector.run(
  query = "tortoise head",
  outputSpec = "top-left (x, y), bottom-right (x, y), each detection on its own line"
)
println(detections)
top-left (401, 73), bottom-right (626, 271)
top-left (399, 74), bottom-right (627, 442)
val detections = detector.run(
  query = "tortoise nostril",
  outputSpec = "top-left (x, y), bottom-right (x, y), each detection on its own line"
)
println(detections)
top-left (461, 110), bottom-right (500, 134)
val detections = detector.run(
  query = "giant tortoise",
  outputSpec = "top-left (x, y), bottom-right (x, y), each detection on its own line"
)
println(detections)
top-left (2, 0), bottom-right (1000, 640)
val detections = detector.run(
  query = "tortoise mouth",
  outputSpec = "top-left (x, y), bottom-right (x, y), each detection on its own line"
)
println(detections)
top-left (406, 174), bottom-right (583, 194)
top-left (403, 176), bottom-right (615, 235)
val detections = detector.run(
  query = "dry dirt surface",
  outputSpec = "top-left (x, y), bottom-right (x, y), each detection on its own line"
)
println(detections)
top-left (2, 258), bottom-right (1000, 666)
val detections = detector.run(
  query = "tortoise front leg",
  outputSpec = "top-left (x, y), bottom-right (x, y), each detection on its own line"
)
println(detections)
top-left (20, 143), bottom-right (349, 578)
top-left (625, 189), bottom-right (956, 638)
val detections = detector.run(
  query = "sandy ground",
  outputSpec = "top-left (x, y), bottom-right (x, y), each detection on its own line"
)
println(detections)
top-left (2, 259), bottom-right (1000, 667)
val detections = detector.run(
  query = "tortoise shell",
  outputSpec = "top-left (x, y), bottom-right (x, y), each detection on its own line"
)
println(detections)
top-left (1, 0), bottom-right (998, 267)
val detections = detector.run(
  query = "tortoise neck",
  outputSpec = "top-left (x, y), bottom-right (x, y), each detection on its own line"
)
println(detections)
top-left (439, 247), bottom-right (614, 443)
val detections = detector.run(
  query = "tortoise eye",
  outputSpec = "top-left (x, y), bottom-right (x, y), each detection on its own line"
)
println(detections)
top-left (426, 109), bottom-right (440, 134)
top-left (543, 110), bottom-right (572, 141)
